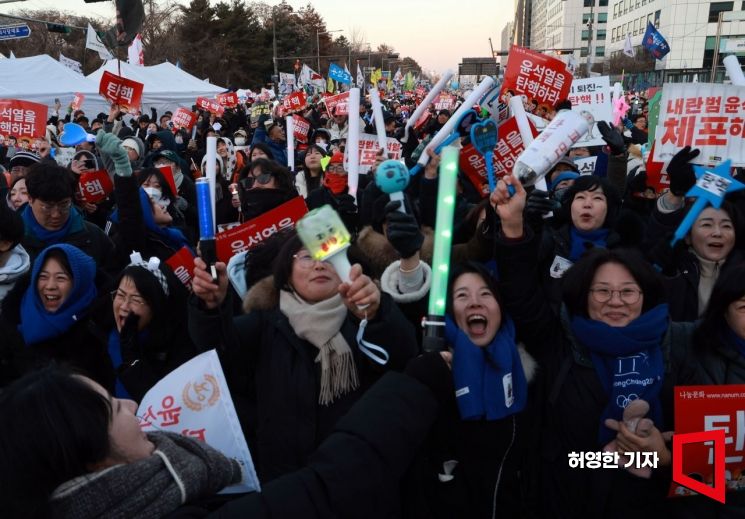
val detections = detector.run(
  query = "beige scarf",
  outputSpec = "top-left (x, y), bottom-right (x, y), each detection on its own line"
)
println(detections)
top-left (279, 290), bottom-right (359, 406)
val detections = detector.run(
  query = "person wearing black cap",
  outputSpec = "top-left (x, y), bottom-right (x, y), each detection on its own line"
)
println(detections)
top-left (8, 151), bottom-right (41, 184)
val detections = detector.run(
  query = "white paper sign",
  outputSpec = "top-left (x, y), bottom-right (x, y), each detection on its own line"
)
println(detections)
top-left (574, 156), bottom-right (598, 175)
top-left (350, 132), bottom-right (403, 174)
top-left (568, 76), bottom-right (612, 148)
top-left (653, 82), bottom-right (745, 166)
top-left (138, 350), bottom-right (260, 494)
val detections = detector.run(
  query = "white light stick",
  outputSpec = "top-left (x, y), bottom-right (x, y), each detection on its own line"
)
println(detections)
top-left (346, 88), bottom-right (361, 201)
top-left (417, 76), bottom-right (496, 168)
top-left (369, 87), bottom-right (388, 153)
top-left (286, 115), bottom-right (295, 171)
top-left (401, 69), bottom-right (454, 143)
top-left (508, 96), bottom-right (548, 191)
top-left (724, 55), bottom-right (745, 86)
top-left (205, 136), bottom-right (217, 232)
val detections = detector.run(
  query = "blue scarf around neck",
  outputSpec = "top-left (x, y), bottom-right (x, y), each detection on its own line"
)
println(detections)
top-left (570, 304), bottom-right (669, 444)
top-left (446, 315), bottom-right (527, 421)
top-left (22, 204), bottom-right (84, 245)
top-left (18, 244), bottom-right (97, 345)
top-left (569, 226), bottom-right (610, 262)
top-left (724, 325), bottom-right (745, 358)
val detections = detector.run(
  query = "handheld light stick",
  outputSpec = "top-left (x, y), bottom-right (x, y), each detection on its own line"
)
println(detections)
top-left (422, 145), bottom-right (459, 353)
top-left (191, 124), bottom-right (198, 142)
top-left (286, 115), bottom-right (295, 171)
top-left (195, 177), bottom-right (218, 282)
top-left (369, 88), bottom-right (388, 153)
top-left (296, 205), bottom-right (354, 282)
top-left (416, 77), bottom-right (495, 169)
top-left (508, 95), bottom-right (547, 192)
top-left (724, 55), bottom-right (745, 86)
top-left (401, 69), bottom-right (454, 143)
top-left (512, 109), bottom-right (589, 190)
top-left (469, 120), bottom-right (498, 191)
top-left (671, 160), bottom-right (745, 246)
top-left (205, 136), bottom-right (217, 231)
top-left (347, 88), bottom-right (361, 201)
top-left (375, 159), bottom-right (410, 213)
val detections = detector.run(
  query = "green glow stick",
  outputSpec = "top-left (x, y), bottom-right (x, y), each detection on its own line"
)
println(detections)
top-left (422, 145), bottom-right (459, 352)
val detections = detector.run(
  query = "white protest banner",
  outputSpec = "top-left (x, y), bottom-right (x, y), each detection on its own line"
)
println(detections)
top-left (353, 132), bottom-right (402, 174)
top-left (138, 350), bottom-right (260, 494)
top-left (653, 83), bottom-right (745, 165)
top-left (59, 53), bottom-right (83, 74)
top-left (574, 156), bottom-right (598, 175)
top-left (567, 76), bottom-right (611, 147)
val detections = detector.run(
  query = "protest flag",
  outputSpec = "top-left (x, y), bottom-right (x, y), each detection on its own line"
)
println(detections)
top-left (642, 21), bottom-right (670, 60)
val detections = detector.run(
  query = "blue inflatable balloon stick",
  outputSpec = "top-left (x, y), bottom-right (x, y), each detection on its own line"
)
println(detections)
top-left (59, 123), bottom-right (89, 147)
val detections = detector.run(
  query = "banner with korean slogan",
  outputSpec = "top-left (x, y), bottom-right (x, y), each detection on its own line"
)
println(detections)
top-left (567, 76), bottom-right (612, 147)
top-left (71, 93), bottom-right (85, 111)
top-left (280, 91), bottom-right (308, 116)
top-left (98, 71), bottom-right (143, 113)
top-left (250, 103), bottom-right (272, 122)
top-left (0, 99), bottom-right (47, 140)
top-left (653, 83), bottom-right (745, 166)
top-left (329, 63), bottom-right (352, 85)
top-left (165, 246), bottom-right (195, 292)
top-left (500, 46), bottom-right (572, 114)
top-left (76, 169), bottom-right (113, 203)
top-left (279, 72), bottom-right (296, 96)
top-left (172, 107), bottom-right (197, 131)
top-left (459, 116), bottom-right (535, 197)
top-left (215, 196), bottom-right (307, 263)
top-left (352, 133), bottom-right (403, 174)
top-left (216, 92), bottom-right (238, 109)
top-left (138, 350), bottom-right (260, 494)
top-left (292, 114), bottom-right (311, 143)
top-left (323, 91), bottom-right (349, 116)
top-left (434, 93), bottom-right (456, 111)
top-left (196, 96), bottom-right (225, 117)
top-left (574, 156), bottom-right (598, 175)
top-left (669, 384), bottom-right (745, 498)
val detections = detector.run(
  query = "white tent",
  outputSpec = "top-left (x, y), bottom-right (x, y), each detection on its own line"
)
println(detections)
top-left (0, 54), bottom-right (109, 116)
top-left (87, 60), bottom-right (226, 115)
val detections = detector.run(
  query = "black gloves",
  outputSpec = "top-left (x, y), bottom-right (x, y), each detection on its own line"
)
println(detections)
top-left (119, 313), bottom-right (141, 367)
top-left (627, 170), bottom-right (648, 194)
top-left (384, 200), bottom-right (424, 259)
top-left (667, 146), bottom-right (700, 196)
top-left (333, 193), bottom-right (359, 234)
top-left (525, 189), bottom-right (560, 229)
top-left (598, 121), bottom-right (626, 156)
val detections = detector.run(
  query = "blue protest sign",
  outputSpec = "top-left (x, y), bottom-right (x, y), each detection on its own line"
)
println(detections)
top-left (329, 63), bottom-right (352, 85)
top-left (0, 24), bottom-right (31, 41)
top-left (642, 22), bottom-right (670, 60)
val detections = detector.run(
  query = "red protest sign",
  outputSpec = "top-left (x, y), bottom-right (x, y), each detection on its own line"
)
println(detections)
top-left (324, 92), bottom-right (349, 116)
top-left (669, 384), bottom-right (745, 498)
top-left (172, 108), bottom-right (196, 131)
top-left (157, 165), bottom-right (179, 198)
top-left (215, 196), bottom-right (308, 263)
top-left (216, 92), bottom-right (238, 108)
top-left (500, 46), bottom-right (571, 109)
top-left (165, 246), bottom-right (196, 292)
top-left (281, 92), bottom-right (307, 115)
top-left (434, 93), bottom-right (456, 111)
top-left (196, 96), bottom-right (225, 117)
top-left (459, 116), bottom-right (535, 197)
top-left (98, 71), bottom-right (144, 113)
top-left (71, 93), bottom-right (85, 111)
top-left (414, 111), bottom-right (431, 132)
top-left (292, 115), bottom-right (311, 143)
top-left (0, 99), bottom-right (47, 140)
top-left (77, 169), bottom-right (114, 203)
top-left (644, 142), bottom-right (667, 195)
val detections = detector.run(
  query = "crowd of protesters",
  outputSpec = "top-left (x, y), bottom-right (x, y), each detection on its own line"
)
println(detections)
top-left (0, 83), bottom-right (744, 519)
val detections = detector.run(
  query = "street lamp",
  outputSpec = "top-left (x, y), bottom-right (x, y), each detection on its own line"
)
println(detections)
top-left (317, 29), bottom-right (342, 71)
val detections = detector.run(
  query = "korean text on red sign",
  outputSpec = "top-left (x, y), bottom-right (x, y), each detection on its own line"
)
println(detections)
top-left (98, 71), bottom-right (143, 113)
top-left (281, 92), bottom-right (308, 115)
top-left (216, 92), bottom-right (238, 108)
top-left (654, 83), bottom-right (745, 165)
top-left (355, 133), bottom-right (403, 174)
top-left (292, 115), bottom-right (311, 143)
top-left (172, 108), bottom-right (197, 131)
top-left (196, 96), bottom-right (225, 117)
top-left (76, 169), bottom-right (113, 204)
top-left (500, 46), bottom-right (572, 108)
top-left (0, 99), bottom-right (47, 139)
top-left (669, 384), bottom-right (745, 498)
top-left (324, 91), bottom-right (349, 116)
top-left (215, 196), bottom-right (308, 263)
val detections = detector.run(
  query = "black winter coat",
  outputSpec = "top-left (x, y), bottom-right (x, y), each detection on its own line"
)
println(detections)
top-left (187, 291), bottom-right (418, 483)
top-left (494, 227), bottom-right (698, 519)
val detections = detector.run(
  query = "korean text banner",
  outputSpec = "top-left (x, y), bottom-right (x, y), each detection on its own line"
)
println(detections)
top-left (98, 71), bottom-right (143, 113)
top-left (196, 96), bottom-right (225, 117)
top-left (653, 83), bottom-right (745, 166)
top-left (138, 350), bottom-right (260, 494)
top-left (0, 99), bottom-right (47, 140)
top-left (670, 384), bottom-right (745, 498)
top-left (353, 133), bottom-right (403, 174)
top-left (567, 76), bottom-right (612, 148)
top-left (500, 46), bottom-right (572, 109)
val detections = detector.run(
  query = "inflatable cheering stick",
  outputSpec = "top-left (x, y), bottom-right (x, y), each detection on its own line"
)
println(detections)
top-left (469, 120), bottom-right (499, 191)
top-left (195, 177), bottom-right (218, 283)
top-left (375, 159), bottom-right (410, 213)
top-left (296, 205), bottom-right (354, 283)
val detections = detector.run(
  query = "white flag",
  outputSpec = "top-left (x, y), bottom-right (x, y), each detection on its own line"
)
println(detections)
top-left (127, 33), bottom-right (144, 66)
top-left (356, 64), bottom-right (364, 88)
top-left (393, 67), bottom-right (403, 83)
top-left (86, 23), bottom-right (114, 60)
top-left (623, 33), bottom-right (635, 58)
top-left (59, 53), bottom-right (83, 74)
top-left (138, 350), bottom-right (260, 494)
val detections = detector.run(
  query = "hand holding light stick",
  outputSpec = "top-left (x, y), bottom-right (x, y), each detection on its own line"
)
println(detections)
top-left (422, 145), bottom-right (459, 353)
top-left (196, 177), bottom-right (218, 283)
top-left (347, 88), bottom-right (361, 201)
top-left (401, 69), bottom-right (454, 143)
top-left (508, 95), bottom-right (548, 191)
top-left (296, 205), bottom-right (355, 283)
top-left (369, 88), bottom-right (388, 154)
top-left (286, 115), bottom-right (295, 171)
top-left (375, 159), bottom-right (410, 213)
top-left (205, 136), bottom-right (217, 231)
